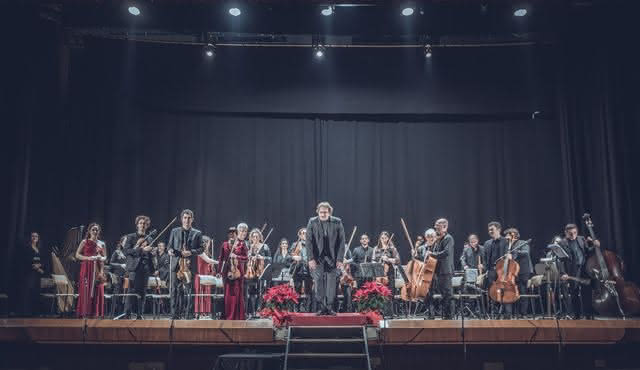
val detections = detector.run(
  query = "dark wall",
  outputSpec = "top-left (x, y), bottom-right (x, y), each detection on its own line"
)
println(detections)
top-left (3, 3), bottom-right (639, 302)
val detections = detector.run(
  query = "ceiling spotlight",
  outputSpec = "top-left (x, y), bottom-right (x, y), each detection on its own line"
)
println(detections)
top-left (229, 7), bottom-right (241, 17)
top-left (314, 45), bottom-right (326, 58)
top-left (321, 6), bottom-right (334, 16)
top-left (424, 44), bottom-right (433, 58)
top-left (514, 8), bottom-right (527, 17)
top-left (402, 7), bottom-right (414, 16)
top-left (204, 43), bottom-right (216, 58)
top-left (128, 6), bottom-right (141, 16)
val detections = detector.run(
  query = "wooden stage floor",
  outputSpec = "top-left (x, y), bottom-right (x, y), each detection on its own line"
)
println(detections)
top-left (2, 318), bottom-right (639, 345)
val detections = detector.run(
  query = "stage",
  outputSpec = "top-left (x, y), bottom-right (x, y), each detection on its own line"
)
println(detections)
top-left (2, 318), bottom-right (640, 370)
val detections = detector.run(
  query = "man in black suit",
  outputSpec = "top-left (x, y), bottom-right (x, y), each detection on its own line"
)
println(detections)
top-left (123, 215), bottom-right (153, 319)
top-left (483, 221), bottom-right (510, 318)
top-left (167, 209), bottom-right (203, 319)
top-left (428, 218), bottom-right (455, 320)
top-left (504, 228), bottom-right (533, 318)
top-left (557, 223), bottom-right (596, 319)
top-left (306, 201), bottom-right (346, 316)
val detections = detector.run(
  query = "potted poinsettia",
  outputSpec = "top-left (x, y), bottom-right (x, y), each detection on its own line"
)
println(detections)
top-left (259, 283), bottom-right (299, 326)
top-left (353, 281), bottom-right (392, 325)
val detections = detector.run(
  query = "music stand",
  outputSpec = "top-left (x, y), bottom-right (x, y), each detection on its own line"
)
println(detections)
top-left (360, 263), bottom-right (385, 280)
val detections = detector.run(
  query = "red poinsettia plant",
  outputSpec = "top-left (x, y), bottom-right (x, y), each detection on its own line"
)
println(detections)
top-left (259, 284), bottom-right (299, 325)
top-left (353, 281), bottom-right (392, 313)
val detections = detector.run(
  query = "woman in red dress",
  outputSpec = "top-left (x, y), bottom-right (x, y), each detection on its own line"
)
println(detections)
top-left (75, 223), bottom-right (107, 318)
top-left (194, 236), bottom-right (218, 318)
top-left (218, 223), bottom-right (249, 320)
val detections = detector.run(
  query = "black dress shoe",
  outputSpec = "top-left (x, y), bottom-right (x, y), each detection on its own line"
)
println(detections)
top-left (326, 310), bottom-right (337, 316)
top-left (315, 310), bottom-right (326, 316)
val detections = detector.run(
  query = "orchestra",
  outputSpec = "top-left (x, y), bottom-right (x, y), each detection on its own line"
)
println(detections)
top-left (22, 205), bottom-right (638, 321)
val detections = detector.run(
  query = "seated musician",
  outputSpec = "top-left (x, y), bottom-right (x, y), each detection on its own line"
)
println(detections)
top-left (290, 227), bottom-right (313, 312)
top-left (415, 229), bottom-right (438, 318)
top-left (195, 236), bottom-right (218, 319)
top-left (153, 242), bottom-right (170, 284)
top-left (373, 231), bottom-right (400, 315)
top-left (557, 223), bottom-right (597, 319)
top-left (504, 227), bottom-right (533, 319)
top-left (246, 229), bottom-right (272, 318)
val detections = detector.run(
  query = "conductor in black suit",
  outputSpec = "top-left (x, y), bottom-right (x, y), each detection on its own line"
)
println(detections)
top-left (306, 202), bottom-right (346, 316)
top-left (167, 209), bottom-right (203, 319)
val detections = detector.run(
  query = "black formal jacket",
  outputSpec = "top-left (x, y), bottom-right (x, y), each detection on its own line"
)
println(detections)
top-left (460, 244), bottom-right (484, 270)
top-left (483, 237), bottom-right (509, 271)
top-left (557, 236), bottom-right (591, 277)
top-left (305, 216), bottom-right (346, 268)
top-left (511, 239), bottom-right (534, 277)
top-left (431, 233), bottom-right (455, 275)
top-left (167, 226), bottom-right (204, 273)
top-left (124, 232), bottom-right (154, 272)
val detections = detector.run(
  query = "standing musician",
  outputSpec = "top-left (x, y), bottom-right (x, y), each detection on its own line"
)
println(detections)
top-left (75, 223), bottom-right (107, 318)
top-left (246, 228), bottom-right (272, 318)
top-left (273, 238), bottom-right (292, 270)
top-left (460, 234), bottom-right (484, 271)
top-left (504, 228), bottom-right (533, 318)
top-left (219, 223), bottom-right (249, 320)
top-left (194, 236), bottom-right (218, 319)
top-left (483, 221), bottom-right (511, 318)
top-left (425, 219), bottom-right (455, 320)
top-left (415, 235), bottom-right (425, 250)
top-left (20, 232), bottom-right (45, 317)
top-left (306, 201), bottom-right (346, 316)
top-left (167, 209), bottom-right (204, 320)
top-left (123, 215), bottom-right (153, 319)
top-left (557, 223), bottom-right (597, 319)
top-left (290, 227), bottom-right (313, 312)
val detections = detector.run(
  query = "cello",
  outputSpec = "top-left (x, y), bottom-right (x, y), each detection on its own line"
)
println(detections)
top-left (488, 238), bottom-right (528, 304)
top-left (399, 218), bottom-right (437, 303)
top-left (583, 213), bottom-right (640, 316)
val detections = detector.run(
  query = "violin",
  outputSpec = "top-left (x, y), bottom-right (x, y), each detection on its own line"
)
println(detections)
top-left (226, 240), bottom-right (243, 281)
top-left (176, 240), bottom-right (192, 284)
top-left (91, 242), bottom-right (107, 298)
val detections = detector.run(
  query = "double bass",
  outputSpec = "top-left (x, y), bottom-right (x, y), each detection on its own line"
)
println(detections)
top-left (399, 218), bottom-right (437, 302)
top-left (583, 213), bottom-right (640, 316)
top-left (488, 238), bottom-right (527, 304)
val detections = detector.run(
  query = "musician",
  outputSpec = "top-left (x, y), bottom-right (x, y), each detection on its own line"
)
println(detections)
top-left (306, 201), bottom-right (346, 316)
top-left (246, 229), bottom-right (272, 318)
top-left (460, 234), bottom-right (484, 271)
top-left (195, 236), bottom-right (218, 318)
top-left (108, 235), bottom-right (127, 314)
top-left (290, 227), bottom-right (313, 312)
top-left (75, 223), bottom-right (107, 318)
top-left (504, 228), bottom-right (533, 318)
top-left (483, 221), bottom-right (510, 318)
top-left (372, 231), bottom-right (400, 297)
top-left (414, 229), bottom-right (436, 261)
top-left (427, 219), bottom-right (455, 320)
top-left (123, 215), bottom-right (153, 319)
top-left (153, 242), bottom-right (170, 283)
top-left (167, 209), bottom-right (204, 320)
top-left (557, 223), bottom-right (596, 319)
top-left (340, 247), bottom-right (356, 312)
top-left (415, 235), bottom-right (425, 250)
top-left (219, 223), bottom-right (249, 320)
top-left (19, 232), bottom-right (45, 317)
top-left (347, 234), bottom-right (375, 285)
top-left (273, 238), bottom-right (292, 268)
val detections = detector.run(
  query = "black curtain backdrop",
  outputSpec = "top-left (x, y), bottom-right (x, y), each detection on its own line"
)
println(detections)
top-left (3, 3), bottom-right (639, 306)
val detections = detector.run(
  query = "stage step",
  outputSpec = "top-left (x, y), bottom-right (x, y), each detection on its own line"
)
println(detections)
top-left (284, 326), bottom-right (372, 370)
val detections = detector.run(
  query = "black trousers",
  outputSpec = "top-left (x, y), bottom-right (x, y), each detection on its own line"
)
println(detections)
top-left (170, 272), bottom-right (193, 318)
top-left (311, 263), bottom-right (337, 313)
top-left (436, 273), bottom-right (453, 319)
top-left (561, 280), bottom-right (594, 318)
top-left (124, 263), bottom-right (151, 316)
top-left (293, 275), bottom-right (313, 312)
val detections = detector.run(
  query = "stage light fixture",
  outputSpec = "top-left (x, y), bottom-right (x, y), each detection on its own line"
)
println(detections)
top-left (204, 43), bottom-right (216, 58)
top-left (229, 7), bottom-right (241, 16)
top-left (424, 44), bottom-right (433, 58)
top-left (514, 8), bottom-right (527, 17)
top-left (128, 6), bottom-right (141, 16)
top-left (402, 7), bottom-right (414, 16)
top-left (314, 45), bottom-right (326, 58)
top-left (321, 6), bottom-right (334, 16)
